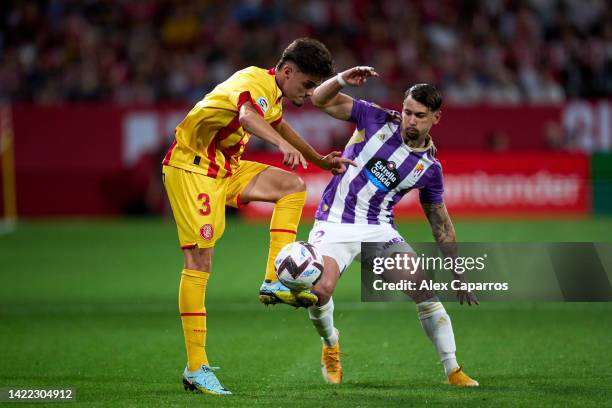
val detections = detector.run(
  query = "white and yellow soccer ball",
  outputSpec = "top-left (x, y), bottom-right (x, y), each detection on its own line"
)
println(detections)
top-left (274, 241), bottom-right (324, 291)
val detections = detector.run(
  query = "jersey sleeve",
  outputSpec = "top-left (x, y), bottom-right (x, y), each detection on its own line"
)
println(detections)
top-left (227, 80), bottom-right (267, 116)
top-left (349, 99), bottom-right (374, 126)
top-left (227, 71), bottom-right (283, 125)
top-left (349, 99), bottom-right (396, 132)
top-left (419, 164), bottom-right (444, 204)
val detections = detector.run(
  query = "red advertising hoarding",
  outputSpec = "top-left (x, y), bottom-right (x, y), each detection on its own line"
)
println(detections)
top-left (6, 103), bottom-right (598, 217)
top-left (242, 152), bottom-right (589, 219)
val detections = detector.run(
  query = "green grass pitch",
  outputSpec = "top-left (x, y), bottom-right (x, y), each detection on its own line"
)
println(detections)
top-left (1, 217), bottom-right (611, 407)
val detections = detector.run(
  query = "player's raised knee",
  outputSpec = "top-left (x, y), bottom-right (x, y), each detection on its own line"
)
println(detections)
top-left (279, 174), bottom-right (306, 195)
top-left (290, 174), bottom-right (306, 193)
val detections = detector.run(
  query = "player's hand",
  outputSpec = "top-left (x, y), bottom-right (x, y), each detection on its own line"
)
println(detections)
top-left (456, 289), bottom-right (479, 306)
top-left (339, 66), bottom-right (379, 87)
top-left (455, 275), bottom-right (479, 306)
top-left (454, 273), bottom-right (479, 305)
top-left (319, 151), bottom-right (356, 175)
top-left (279, 140), bottom-right (307, 170)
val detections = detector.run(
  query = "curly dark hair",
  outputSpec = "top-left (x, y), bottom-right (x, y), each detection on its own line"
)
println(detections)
top-left (404, 84), bottom-right (443, 112)
top-left (276, 38), bottom-right (334, 78)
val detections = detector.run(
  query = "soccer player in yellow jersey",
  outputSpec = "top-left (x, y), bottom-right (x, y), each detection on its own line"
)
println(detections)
top-left (162, 38), bottom-right (354, 395)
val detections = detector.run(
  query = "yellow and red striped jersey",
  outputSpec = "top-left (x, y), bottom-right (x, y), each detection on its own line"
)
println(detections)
top-left (163, 66), bottom-right (283, 178)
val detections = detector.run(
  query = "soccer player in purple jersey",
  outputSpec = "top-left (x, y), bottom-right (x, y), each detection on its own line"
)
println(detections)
top-left (305, 66), bottom-right (479, 386)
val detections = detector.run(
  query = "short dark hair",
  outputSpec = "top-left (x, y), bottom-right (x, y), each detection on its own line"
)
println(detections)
top-left (404, 84), bottom-right (442, 112)
top-left (276, 38), bottom-right (334, 78)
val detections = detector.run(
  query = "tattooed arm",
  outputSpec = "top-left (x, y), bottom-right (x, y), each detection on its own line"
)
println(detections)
top-left (421, 202), bottom-right (457, 258)
top-left (422, 202), bottom-right (479, 306)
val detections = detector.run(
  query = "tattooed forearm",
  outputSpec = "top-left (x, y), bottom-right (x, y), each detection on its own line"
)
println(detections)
top-left (422, 202), bottom-right (457, 258)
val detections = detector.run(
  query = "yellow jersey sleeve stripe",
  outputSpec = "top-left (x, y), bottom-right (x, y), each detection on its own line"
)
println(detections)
top-left (237, 90), bottom-right (264, 116)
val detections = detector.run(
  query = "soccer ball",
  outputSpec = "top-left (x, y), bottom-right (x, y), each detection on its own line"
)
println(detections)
top-left (274, 241), bottom-right (324, 291)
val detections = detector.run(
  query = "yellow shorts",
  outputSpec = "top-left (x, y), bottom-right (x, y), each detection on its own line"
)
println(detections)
top-left (163, 161), bottom-right (268, 248)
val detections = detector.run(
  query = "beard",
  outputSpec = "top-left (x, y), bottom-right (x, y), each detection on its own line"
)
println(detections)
top-left (291, 99), bottom-right (304, 107)
top-left (404, 127), bottom-right (420, 140)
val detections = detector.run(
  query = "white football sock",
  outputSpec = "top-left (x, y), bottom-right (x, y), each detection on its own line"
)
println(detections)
top-left (416, 297), bottom-right (459, 376)
top-left (308, 298), bottom-right (338, 346)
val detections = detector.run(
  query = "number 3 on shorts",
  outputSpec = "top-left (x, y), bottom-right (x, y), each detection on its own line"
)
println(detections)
top-left (197, 193), bottom-right (211, 216)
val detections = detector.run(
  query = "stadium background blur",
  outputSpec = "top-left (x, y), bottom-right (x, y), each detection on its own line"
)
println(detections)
top-left (1, 1), bottom-right (611, 406)
top-left (3, 0), bottom-right (611, 104)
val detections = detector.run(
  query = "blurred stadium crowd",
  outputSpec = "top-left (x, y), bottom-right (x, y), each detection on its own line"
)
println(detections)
top-left (1, 0), bottom-right (611, 105)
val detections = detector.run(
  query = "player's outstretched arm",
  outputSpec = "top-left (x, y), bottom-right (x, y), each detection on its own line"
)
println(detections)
top-left (421, 202), bottom-right (479, 306)
top-left (312, 66), bottom-right (379, 121)
top-left (274, 119), bottom-right (356, 175)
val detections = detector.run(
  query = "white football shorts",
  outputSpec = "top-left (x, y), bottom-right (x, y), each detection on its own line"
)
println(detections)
top-left (307, 220), bottom-right (414, 274)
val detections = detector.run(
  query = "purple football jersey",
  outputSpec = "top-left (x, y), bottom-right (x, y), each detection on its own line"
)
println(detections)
top-left (315, 99), bottom-right (443, 225)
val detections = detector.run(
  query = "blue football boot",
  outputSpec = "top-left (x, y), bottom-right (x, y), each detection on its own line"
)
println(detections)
top-left (182, 365), bottom-right (232, 395)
